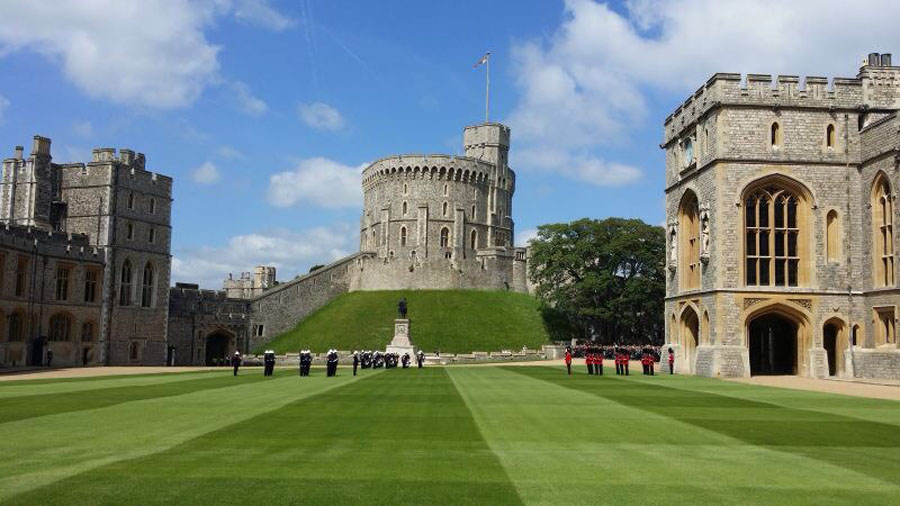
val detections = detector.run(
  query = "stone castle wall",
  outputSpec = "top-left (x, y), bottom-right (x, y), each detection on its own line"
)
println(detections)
top-left (664, 57), bottom-right (900, 380)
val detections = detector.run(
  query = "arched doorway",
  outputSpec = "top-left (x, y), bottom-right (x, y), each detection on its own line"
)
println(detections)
top-left (680, 306), bottom-right (699, 373)
top-left (205, 333), bottom-right (231, 366)
top-left (749, 313), bottom-right (797, 375)
top-left (823, 319), bottom-right (846, 377)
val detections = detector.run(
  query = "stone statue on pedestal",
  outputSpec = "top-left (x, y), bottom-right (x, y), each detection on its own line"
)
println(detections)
top-left (398, 297), bottom-right (408, 319)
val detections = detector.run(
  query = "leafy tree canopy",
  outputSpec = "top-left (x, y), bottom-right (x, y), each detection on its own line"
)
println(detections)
top-left (528, 217), bottom-right (665, 345)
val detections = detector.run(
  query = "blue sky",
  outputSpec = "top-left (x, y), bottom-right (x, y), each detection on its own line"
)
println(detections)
top-left (1, 0), bottom-right (899, 287)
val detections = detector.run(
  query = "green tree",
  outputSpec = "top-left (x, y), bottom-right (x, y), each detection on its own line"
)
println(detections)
top-left (528, 217), bottom-right (665, 345)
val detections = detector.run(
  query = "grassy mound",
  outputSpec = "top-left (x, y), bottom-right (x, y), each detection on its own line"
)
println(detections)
top-left (260, 290), bottom-right (551, 353)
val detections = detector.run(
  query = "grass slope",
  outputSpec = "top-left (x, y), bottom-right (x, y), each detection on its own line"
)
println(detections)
top-left (3, 368), bottom-right (900, 504)
top-left (261, 290), bottom-right (551, 354)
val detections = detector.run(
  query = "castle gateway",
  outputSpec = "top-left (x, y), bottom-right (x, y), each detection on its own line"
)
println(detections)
top-left (663, 53), bottom-right (900, 379)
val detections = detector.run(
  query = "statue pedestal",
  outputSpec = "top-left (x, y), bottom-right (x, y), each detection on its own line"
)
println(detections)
top-left (386, 319), bottom-right (417, 356)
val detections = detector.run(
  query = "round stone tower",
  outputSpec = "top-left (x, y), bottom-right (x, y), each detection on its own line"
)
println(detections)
top-left (356, 123), bottom-right (526, 291)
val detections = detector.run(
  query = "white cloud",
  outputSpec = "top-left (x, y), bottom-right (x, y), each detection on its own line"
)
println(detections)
top-left (232, 0), bottom-right (296, 31)
top-left (228, 80), bottom-right (268, 116)
top-left (0, 0), bottom-right (293, 109)
top-left (71, 120), bottom-right (93, 137)
top-left (508, 0), bottom-right (900, 185)
top-left (298, 102), bottom-right (345, 131)
top-left (516, 227), bottom-right (538, 247)
top-left (0, 94), bottom-right (8, 123)
top-left (172, 224), bottom-right (356, 288)
top-left (191, 161), bottom-right (221, 184)
top-left (267, 157), bottom-right (364, 208)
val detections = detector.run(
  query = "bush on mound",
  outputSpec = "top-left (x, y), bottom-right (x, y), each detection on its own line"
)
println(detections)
top-left (260, 290), bottom-right (552, 354)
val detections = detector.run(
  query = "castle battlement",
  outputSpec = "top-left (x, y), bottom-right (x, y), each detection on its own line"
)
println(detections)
top-left (0, 223), bottom-right (101, 260)
top-left (362, 155), bottom-right (494, 189)
top-left (664, 72), bottom-right (864, 145)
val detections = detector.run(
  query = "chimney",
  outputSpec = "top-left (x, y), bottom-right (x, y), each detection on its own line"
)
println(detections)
top-left (868, 53), bottom-right (881, 66)
top-left (13, 145), bottom-right (23, 160)
top-left (882, 53), bottom-right (892, 66)
top-left (31, 135), bottom-right (51, 156)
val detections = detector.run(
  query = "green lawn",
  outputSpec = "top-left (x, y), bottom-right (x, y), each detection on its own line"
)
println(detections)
top-left (2, 367), bottom-right (900, 504)
top-left (261, 290), bottom-right (552, 354)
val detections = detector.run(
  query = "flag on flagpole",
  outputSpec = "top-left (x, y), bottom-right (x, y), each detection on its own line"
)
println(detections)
top-left (473, 52), bottom-right (491, 68)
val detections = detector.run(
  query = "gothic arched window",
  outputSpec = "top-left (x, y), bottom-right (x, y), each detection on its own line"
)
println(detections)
top-left (400, 226), bottom-right (407, 247)
top-left (119, 260), bottom-right (133, 306)
top-left (826, 124), bottom-right (836, 149)
top-left (141, 263), bottom-right (155, 308)
top-left (873, 174), bottom-right (895, 287)
top-left (770, 122), bottom-right (781, 147)
top-left (679, 191), bottom-right (700, 291)
top-left (744, 182), bottom-right (807, 287)
top-left (440, 227), bottom-right (450, 248)
top-left (470, 229), bottom-right (478, 250)
top-left (48, 313), bottom-right (72, 342)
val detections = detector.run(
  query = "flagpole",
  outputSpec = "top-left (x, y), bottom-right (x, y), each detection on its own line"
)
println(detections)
top-left (485, 55), bottom-right (490, 123)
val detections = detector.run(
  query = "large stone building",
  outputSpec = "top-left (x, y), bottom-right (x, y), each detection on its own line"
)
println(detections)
top-left (0, 137), bottom-right (172, 367)
top-left (664, 53), bottom-right (900, 379)
top-left (168, 123), bottom-right (529, 362)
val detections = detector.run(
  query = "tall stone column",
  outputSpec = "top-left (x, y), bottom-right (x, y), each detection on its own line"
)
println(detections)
top-left (380, 206), bottom-right (390, 258)
top-left (453, 207), bottom-right (465, 260)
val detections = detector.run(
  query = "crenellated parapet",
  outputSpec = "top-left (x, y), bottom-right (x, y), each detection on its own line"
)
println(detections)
top-left (362, 155), bottom-right (493, 190)
top-left (664, 72), bottom-right (864, 146)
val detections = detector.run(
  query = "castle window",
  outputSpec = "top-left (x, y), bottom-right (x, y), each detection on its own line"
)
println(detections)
top-left (873, 174), bottom-right (895, 287)
top-left (770, 122), bottom-right (781, 147)
top-left (129, 342), bottom-right (140, 360)
top-left (442, 202), bottom-right (448, 217)
top-left (126, 223), bottom-right (134, 240)
top-left (678, 191), bottom-right (701, 291)
top-left (402, 201), bottom-right (407, 215)
top-left (141, 263), bottom-right (155, 308)
top-left (55, 265), bottom-right (71, 301)
top-left (826, 210), bottom-right (840, 262)
top-left (470, 229), bottom-right (478, 250)
top-left (403, 183), bottom-right (408, 195)
top-left (127, 192), bottom-right (135, 210)
top-left (7, 312), bottom-right (23, 342)
top-left (682, 138), bottom-right (694, 167)
top-left (48, 313), bottom-right (72, 342)
top-left (440, 227), bottom-right (450, 248)
top-left (826, 124), bottom-right (836, 149)
top-left (875, 307), bottom-right (896, 346)
top-left (443, 184), bottom-right (448, 196)
top-left (471, 205), bottom-right (476, 220)
top-left (400, 226), bottom-right (407, 247)
top-left (149, 198), bottom-right (156, 214)
top-left (149, 226), bottom-right (156, 244)
top-left (257, 325), bottom-right (264, 337)
top-left (84, 268), bottom-right (99, 302)
top-left (15, 256), bottom-right (28, 297)
top-left (81, 321), bottom-right (95, 342)
top-left (119, 260), bottom-right (133, 306)
top-left (744, 182), bottom-right (807, 287)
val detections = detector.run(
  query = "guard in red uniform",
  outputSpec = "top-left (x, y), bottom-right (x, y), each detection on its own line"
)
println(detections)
top-left (668, 347), bottom-right (675, 375)
top-left (594, 349), bottom-right (602, 376)
top-left (585, 350), bottom-right (593, 375)
top-left (649, 352), bottom-right (655, 376)
top-left (623, 350), bottom-right (629, 376)
top-left (614, 350), bottom-right (622, 375)
top-left (564, 347), bottom-right (572, 375)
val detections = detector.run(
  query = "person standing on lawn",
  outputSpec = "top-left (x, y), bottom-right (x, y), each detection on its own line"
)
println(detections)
top-left (668, 348), bottom-right (675, 375)
top-left (564, 346), bottom-right (572, 375)
top-left (231, 351), bottom-right (241, 376)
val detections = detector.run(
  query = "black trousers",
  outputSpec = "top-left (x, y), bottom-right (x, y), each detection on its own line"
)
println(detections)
top-left (566, 363), bottom-right (571, 375)
top-left (615, 363), bottom-right (621, 375)
top-left (669, 362), bottom-right (674, 374)
top-left (624, 363), bottom-right (629, 375)
top-left (233, 365), bottom-right (239, 376)
top-left (353, 364), bottom-right (358, 376)
top-left (587, 363), bottom-right (593, 375)
top-left (650, 363), bottom-right (655, 375)
top-left (596, 363), bottom-right (602, 376)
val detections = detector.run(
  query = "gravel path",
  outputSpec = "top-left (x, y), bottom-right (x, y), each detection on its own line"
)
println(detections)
top-left (727, 375), bottom-right (900, 401)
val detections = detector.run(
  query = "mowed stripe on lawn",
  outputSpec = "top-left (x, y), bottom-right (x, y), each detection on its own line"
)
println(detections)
top-left (0, 370), bottom-right (362, 503)
top-left (0, 370), bottom-right (224, 400)
top-left (449, 367), bottom-right (898, 504)
top-left (6, 368), bottom-right (522, 505)
top-left (0, 372), bottom-right (279, 423)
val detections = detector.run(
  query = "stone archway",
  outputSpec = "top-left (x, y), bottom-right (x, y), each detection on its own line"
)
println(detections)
top-left (823, 318), bottom-right (847, 377)
top-left (749, 314), bottom-right (797, 375)
top-left (679, 305), bottom-right (699, 374)
top-left (205, 332), bottom-right (232, 366)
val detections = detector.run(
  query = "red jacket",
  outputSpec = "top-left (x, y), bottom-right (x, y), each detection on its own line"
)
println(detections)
top-left (564, 351), bottom-right (572, 364)
top-left (668, 353), bottom-right (675, 364)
